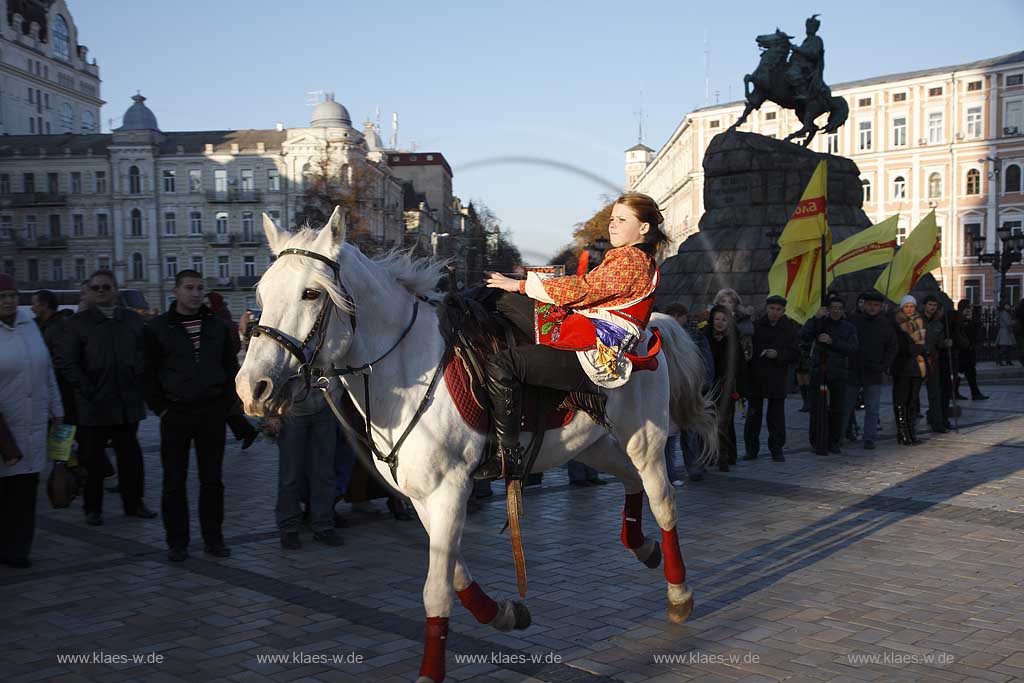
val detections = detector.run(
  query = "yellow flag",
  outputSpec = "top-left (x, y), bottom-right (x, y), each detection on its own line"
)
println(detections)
top-left (874, 211), bottom-right (941, 302)
top-left (828, 215), bottom-right (899, 278)
top-left (768, 160), bottom-right (832, 323)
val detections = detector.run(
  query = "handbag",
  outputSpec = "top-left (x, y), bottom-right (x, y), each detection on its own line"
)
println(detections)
top-left (47, 460), bottom-right (80, 508)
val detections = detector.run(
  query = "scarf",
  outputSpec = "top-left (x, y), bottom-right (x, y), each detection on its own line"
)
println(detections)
top-left (895, 311), bottom-right (927, 377)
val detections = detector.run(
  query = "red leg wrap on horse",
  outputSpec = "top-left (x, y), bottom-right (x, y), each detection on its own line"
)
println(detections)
top-left (621, 492), bottom-right (645, 549)
top-left (419, 616), bottom-right (449, 681)
top-left (456, 581), bottom-right (498, 624)
top-left (662, 526), bottom-right (686, 584)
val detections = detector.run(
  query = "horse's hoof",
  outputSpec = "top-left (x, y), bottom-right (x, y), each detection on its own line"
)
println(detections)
top-left (512, 600), bottom-right (532, 630)
top-left (667, 584), bottom-right (694, 624)
top-left (644, 541), bottom-right (662, 569)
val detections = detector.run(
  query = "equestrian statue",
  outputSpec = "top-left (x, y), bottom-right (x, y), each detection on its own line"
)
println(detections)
top-left (730, 14), bottom-right (849, 147)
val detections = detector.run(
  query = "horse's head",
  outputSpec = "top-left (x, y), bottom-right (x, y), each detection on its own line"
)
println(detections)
top-left (755, 29), bottom-right (792, 52)
top-left (236, 207), bottom-right (355, 417)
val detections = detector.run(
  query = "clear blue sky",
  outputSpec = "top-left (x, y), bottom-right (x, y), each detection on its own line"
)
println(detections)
top-left (74, 0), bottom-right (1023, 263)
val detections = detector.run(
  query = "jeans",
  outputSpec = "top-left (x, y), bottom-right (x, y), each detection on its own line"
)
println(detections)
top-left (860, 384), bottom-right (882, 442)
top-left (662, 437), bottom-right (680, 481)
top-left (276, 406), bottom-right (339, 533)
top-left (679, 431), bottom-right (705, 477)
top-left (743, 397), bottom-right (786, 457)
top-left (160, 409), bottom-right (225, 549)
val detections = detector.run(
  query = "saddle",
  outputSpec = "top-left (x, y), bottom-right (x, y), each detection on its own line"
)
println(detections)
top-left (436, 286), bottom-right (609, 476)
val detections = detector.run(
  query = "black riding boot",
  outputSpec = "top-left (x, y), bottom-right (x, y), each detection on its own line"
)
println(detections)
top-left (474, 355), bottom-right (525, 480)
top-left (895, 406), bottom-right (911, 446)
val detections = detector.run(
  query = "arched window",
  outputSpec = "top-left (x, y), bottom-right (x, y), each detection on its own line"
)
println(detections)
top-left (132, 253), bottom-right (145, 281)
top-left (130, 208), bottom-right (142, 236)
top-left (61, 102), bottom-right (73, 131)
top-left (301, 162), bottom-right (312, 191)
top-left (928, 172), bottom-right (942, 199)
top-left (966, 169), bottom-right (981, 195)
top-left (861, 177), bottom-right (872, 203)
top-left (52, 15), bottom-right (70, 60)
top-left (81, 111), bottom-right (94, 133)
top-left (1006, 164), bottom-right (1022, 193)
top-left (129, 166), bottom-right (140, 193)
top-left (893, 175), bottom-right (906, 200)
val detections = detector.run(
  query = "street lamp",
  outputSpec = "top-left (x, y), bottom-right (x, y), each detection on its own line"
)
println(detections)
top-left (972, 223), bottom-right (1024, 305)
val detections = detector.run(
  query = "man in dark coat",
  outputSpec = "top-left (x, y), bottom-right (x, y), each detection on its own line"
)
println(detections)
top-left (55, 270), bottom-right (155, 525)
top-left (144, 270), bottom-right (242, 562)
top-left (954, 300), bottom-right (987, 400)
top-left (921, 295), bottom-right (952, 433)
top-left (800, 294), bottom-right (859, 454)
top-left (743, 295), bottom-right (800, 462)
top-left (845, 291), bottom-right (897, 450)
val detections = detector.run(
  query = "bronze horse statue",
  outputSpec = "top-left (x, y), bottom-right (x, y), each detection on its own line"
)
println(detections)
top-left (729, 29), bottom-right (849, 147)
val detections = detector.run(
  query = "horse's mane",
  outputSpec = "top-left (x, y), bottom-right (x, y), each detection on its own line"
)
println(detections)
top-left (277, 228), bottom-right (445, 303)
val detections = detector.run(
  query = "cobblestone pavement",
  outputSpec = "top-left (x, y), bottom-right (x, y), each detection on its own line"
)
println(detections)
top-left (4, 367), bottom-right (1024, 683)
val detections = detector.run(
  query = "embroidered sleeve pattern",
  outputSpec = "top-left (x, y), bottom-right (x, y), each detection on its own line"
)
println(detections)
top-left (538, 247), bottom-right (655, 309)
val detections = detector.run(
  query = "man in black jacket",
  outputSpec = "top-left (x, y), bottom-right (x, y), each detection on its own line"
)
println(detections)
top-left (743, 295), bottom-right (800, 462)
top-left (145, 270), bottom-right (241, 562)
top-left (921, 295), bottom-right (952, 433)
top-left (845, 292), bottom-right (897, 450)
top-left (954, 300), bottom-right (988, 400)
top-left (56, 270), bottom-right (155, 525)
top-left (800, 294), bottom-right (859, 454)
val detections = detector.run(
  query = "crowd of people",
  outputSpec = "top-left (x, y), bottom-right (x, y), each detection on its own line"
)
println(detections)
top-left (656, 287), bottom-right (1014, 484)
top-left (0, 269), bottom-right (411, 569)
top-left (2, 263), bottom-right (1021, 568)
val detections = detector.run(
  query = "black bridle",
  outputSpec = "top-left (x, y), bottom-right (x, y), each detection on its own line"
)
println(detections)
top-left (249, 247), bottom-right (443, 482)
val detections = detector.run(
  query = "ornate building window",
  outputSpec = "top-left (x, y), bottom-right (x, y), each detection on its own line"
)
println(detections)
top-left (861, 178), bottom-right (872, 203)
top-left (130, 208), bottom-right (143, 236)
top-left (82, 111), bottom-right (95, 133)
top-left (858, 121), bottom-right (872, 151)
top-left (1005, 164), bottom-right (1022, 193)
top-left (52, 15), bottom-right (71, 60)
top-left (966, 169), bottom-right (981, 195)
top-left (132, 253), bottom-right (145, 281)
top-left (928, 172), bottom-right (942, 199)
top-left (129, 166), bottom-right (141, 193)
top-left (61, 103), bottom-right (74, 131)
top-left (891, 116), bottom-right (907, 147)
top-left (892, 175), bottom-right (906, 200)
top-left (966, 106), bottom-right (983, 138)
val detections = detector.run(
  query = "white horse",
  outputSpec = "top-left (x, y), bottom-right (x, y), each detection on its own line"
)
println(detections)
top-left (237, 209), bottom-right (717, 683)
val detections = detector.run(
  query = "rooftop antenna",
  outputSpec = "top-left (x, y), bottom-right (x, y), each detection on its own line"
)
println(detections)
top-left (375, 105), bottom-right (382, 133)
top-left (714, 89), bottom-right (721, 105)
top-left (305, 90), bottom-right (326, 107)
top-left (635, 85), bottom-right (645, 145)
top-left (391, 112), bottom-right (399, 150)
top-left (703, 28), bottom-right (710, 107)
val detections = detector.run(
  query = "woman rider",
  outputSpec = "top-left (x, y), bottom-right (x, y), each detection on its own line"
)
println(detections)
top-left (476, 193), bottom-right (667, 479)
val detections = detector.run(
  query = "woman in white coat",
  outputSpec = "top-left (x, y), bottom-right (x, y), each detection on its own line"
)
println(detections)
top-left (0, 273), bottom-right (63, 568)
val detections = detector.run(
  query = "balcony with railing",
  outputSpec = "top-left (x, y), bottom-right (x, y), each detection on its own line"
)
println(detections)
top-left (206, 190), bottom-right (263, 203)
top-left (238, 231), bottom-right (262, 246)
top-left (205, 276), bottom-right (236, 291)
top-left (15, 235), bottom-right (69, 250)
top-left (206, 233), bottom-right (237, 247)
top-left (1, 192), bottom-right (68, 207)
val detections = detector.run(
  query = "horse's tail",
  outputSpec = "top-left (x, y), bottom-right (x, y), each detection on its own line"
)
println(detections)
top-left (650, 313), bottom-right (719, 465)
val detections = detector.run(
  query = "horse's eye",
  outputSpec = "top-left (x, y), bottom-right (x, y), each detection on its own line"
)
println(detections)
top-left (302, 289), bottom-right (321, 300)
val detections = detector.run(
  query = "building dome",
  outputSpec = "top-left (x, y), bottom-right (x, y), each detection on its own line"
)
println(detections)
top-left (363, 121), bottom-right (384, 150)
top-left (311, 94), bottom-right (352, 128)
top-left (117, 93), bottom-right (159, 131)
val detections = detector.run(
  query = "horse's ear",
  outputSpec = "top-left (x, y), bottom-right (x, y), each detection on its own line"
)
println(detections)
top-left (262, 212), bottom-right (289, 255)
top-left (324, 205), bottom-right (347, 245)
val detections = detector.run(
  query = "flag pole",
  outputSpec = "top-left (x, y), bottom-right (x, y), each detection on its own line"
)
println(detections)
top-left (882, 212), bottom-right (900, 307)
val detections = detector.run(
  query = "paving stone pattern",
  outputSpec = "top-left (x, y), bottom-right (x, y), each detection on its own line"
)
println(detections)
top-left (3, 370), bottom-right (1024, 682)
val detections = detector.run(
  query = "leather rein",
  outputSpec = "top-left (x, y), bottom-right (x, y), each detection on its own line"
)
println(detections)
top-left (249, 247), bottom-right (444, 483)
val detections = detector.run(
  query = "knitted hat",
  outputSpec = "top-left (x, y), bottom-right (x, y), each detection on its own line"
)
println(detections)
top-left (900, 294), bottom-right (917, 307)
top-left (0, 272), bottom-right (16, 292)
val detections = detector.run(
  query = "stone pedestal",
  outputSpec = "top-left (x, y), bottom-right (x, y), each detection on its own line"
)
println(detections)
top-left (656, 130), bottom-right (933, 310)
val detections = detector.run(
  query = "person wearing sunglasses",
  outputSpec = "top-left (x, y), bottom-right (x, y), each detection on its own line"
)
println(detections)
top-left (54, 270), bottom-right (156, 526)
